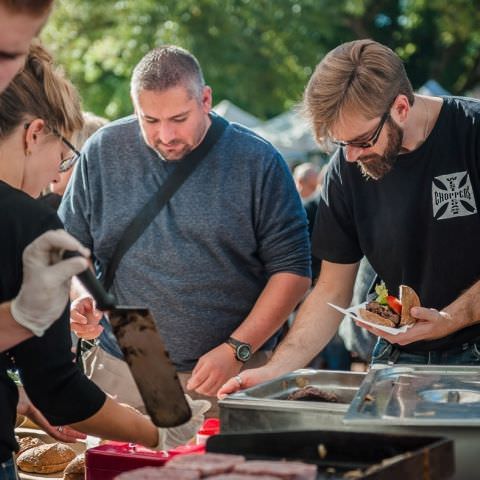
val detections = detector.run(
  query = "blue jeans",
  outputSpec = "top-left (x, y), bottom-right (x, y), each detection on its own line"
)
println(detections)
top-left (309, 333), bottom-right (351, 371)
top-left (0, 456), bottom-right (18, 480)
top-left (371, 338), bottom-right (480, 366)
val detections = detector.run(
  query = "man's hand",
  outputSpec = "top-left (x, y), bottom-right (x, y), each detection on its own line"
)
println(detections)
top-left (186, 343), bottom-right (242, 397)
top-left (17, 387), bottom-right (86, 443)
top-left (355, 306), bottom-right (456, 346)
top-left (10, 230), bottom-right (90, 337)
top-left (70, 297), bottom-right (103, 340)
top-left (217, 365), bottom-right (281, 399)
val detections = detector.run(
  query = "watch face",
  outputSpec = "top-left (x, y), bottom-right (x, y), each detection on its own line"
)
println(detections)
top-left (237, 344), bottom-right (251, 362)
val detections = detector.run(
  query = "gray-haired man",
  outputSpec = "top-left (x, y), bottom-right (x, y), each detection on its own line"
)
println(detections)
top-left (60, 45), bottom-right (311, 415)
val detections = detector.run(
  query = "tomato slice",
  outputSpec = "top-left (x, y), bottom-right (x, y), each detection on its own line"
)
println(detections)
top-left (387, 295), bottom-right (402, 315)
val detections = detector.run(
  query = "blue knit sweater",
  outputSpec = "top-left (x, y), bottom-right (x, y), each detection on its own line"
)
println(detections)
top-left (59, 113), bottom-right (311, 371)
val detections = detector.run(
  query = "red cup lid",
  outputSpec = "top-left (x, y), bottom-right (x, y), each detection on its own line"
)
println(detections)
top-left (197, 418), bottom-right (220, 435)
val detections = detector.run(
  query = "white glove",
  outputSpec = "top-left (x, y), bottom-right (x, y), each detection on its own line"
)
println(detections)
top-left (153, 395), bottom-right (211, 451)
top-left (10, 230), bottom-right (89, 337)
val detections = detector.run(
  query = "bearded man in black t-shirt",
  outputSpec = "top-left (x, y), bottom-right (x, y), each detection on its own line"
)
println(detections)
top-left (219, 39), bottom-right (480, 396)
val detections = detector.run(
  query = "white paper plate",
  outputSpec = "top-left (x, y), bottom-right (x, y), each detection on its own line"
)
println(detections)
top-left (328, 302), bottom-right (411, 335)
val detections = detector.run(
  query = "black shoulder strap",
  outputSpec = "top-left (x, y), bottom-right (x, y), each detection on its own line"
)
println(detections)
top-left (102, 114), bottom-right (228, 291)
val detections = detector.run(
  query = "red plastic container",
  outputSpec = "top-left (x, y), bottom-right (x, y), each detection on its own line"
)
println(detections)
top-left (85, 419), bottom-right (219, 479)
top-left (85, 442), bottom-right (206, 479)
top-left (85, 443), bottom-right (169, 480)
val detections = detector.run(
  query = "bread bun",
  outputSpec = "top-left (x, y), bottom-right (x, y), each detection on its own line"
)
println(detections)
top-left (358, 308), bottom-right (397, 327)
top-left (399, 285), bottom-right (421, 326)
top-left (16, 436), bottom-right (45, 457)
top-left (17, 442), bottom-right (76, 474)
top-left (63, 454), bottom-right (85, 480)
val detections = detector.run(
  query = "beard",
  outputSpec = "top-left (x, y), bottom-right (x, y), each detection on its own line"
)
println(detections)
top-left (154, 141), bottom-right (193, 161)
top-left (357, 118), bottom-right (403, 180)
top-left (152, 117), bottom-right (210, 162)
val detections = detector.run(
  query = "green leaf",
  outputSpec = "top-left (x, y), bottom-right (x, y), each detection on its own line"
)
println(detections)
top-left (375, 282), bottom-right (389, 305)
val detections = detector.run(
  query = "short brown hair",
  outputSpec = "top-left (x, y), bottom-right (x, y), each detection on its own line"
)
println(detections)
top-left (1, 0), bottom-right (53, 16)
top-left (303, 39), bottom-right (414, 146)
top-left (0, 41), bottom-right (83, 141)
top-left (131, 45), bottom-right (205, 101)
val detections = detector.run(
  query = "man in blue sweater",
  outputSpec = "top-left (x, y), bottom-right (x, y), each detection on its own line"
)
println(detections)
top-left (59, 45), bottom-right (311, 414)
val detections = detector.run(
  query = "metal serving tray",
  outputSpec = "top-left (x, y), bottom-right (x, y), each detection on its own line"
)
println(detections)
top-left (223, 369), bottom-right (364, 409)
top-left (345, 364), bottom-right (480, 426)
top-left (220, 369), bottom-right (365, 432)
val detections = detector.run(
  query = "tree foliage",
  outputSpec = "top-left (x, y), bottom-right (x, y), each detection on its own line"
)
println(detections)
top-left (42, 0), bottom-right (480, 120)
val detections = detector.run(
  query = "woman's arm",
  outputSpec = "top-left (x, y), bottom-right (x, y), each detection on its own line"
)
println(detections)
top-left (70, 397), bottom-right (159, 448)
top-left (0, 302), bottom-right (32, 351)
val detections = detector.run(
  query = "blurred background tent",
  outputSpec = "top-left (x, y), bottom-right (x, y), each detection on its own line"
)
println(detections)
top-left (418, 80), bottom-right (451, 96)
top-left (214, 101), bottom-right (323, 167)
top-left (213, 100), bottom-right (262, 129)
top-left (252, 109), bottom-right (322, 166)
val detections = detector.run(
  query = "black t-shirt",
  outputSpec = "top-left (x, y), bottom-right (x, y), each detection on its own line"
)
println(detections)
top-left (303, 195), bottom-right (321, 281)
top-left (313, 97), bottom-right (480, 352)
top-left (38, 192), bottom-right (62, 210)
top-left (0, 181), bottom-right (106, 462)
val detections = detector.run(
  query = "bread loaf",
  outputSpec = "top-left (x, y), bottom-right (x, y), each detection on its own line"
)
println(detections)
top-left (16, 436), bottom-right (45, 457)
top-left (17, 442), bottom-right (76, 474)
top-left (63, 453), bottom-right (85, 480)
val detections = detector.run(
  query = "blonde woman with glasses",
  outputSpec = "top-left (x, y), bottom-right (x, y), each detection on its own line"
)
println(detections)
top-left (0, 2), bottom-right (90, 353)
top-left (0, 42), bottom-right (208, 480)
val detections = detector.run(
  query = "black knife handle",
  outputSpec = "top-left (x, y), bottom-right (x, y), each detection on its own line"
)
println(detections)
top-left (62, 250), bottom-right (117, 310)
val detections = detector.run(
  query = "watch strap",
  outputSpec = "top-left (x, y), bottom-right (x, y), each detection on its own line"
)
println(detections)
top-left (226, 337), bottom-right (252, 362)
top-left (227, 336), bottom-right (251, 349)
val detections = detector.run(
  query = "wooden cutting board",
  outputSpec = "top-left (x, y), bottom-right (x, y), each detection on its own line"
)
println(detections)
top-left (15, 427), bottom-right (85, 480)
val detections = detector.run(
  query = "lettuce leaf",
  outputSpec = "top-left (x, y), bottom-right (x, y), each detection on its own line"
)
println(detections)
top-left (375, 282), bottom-right (389, 305)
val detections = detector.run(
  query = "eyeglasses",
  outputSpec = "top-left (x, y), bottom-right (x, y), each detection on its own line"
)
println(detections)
top-left (24, 123), bottom-right (81, 173)
top-left (52, 128), bottom-right (81, 173)
top-left (331, 106), bottom-right (391, 149)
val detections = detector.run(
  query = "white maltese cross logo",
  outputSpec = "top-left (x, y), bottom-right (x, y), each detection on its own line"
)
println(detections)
top-left (432, 171), bottom-right (477, 220)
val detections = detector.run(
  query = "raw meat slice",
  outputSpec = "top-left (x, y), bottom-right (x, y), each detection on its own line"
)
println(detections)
top-left (167, 453), bottom-right (246, 476)
top-left (208, 474), bottom-right (279, 480)
top-left (234, 460), bottom-right (317, 480)
top-left (115, 466), bottom-right (200, 479)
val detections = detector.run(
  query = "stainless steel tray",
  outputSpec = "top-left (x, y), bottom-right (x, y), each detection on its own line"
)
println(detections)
top-left (345, 364), bottom-right (480, 426)
top-left (222, 369), bottom-right (365, 412)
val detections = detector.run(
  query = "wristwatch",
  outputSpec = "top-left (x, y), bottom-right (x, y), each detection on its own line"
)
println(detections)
top-left (226, 336), bottom-right (252, 363)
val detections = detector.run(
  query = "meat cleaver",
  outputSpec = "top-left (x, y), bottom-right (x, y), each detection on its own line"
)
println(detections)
top-left (63, 251), bottom-right (192, 427)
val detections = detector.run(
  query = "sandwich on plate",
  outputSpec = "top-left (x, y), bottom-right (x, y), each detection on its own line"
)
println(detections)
top-left (359, 282), bottom-right (420, 328)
